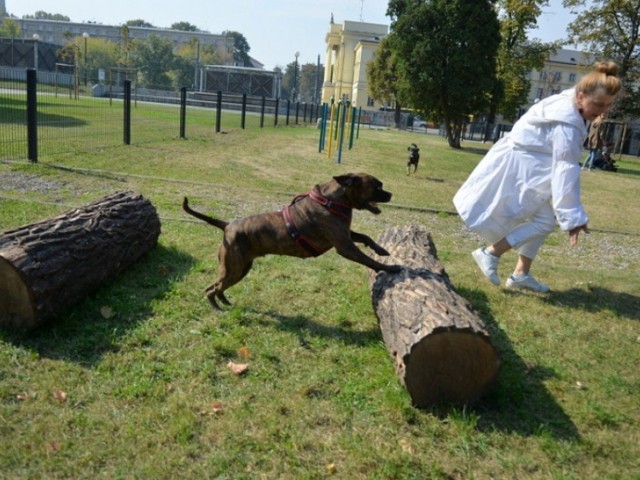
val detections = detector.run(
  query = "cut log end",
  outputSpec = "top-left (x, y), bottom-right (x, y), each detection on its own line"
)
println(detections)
top-left (402, 330), bottom-right (500, 407)
top-left (0, 255), bottom-right (36, 329)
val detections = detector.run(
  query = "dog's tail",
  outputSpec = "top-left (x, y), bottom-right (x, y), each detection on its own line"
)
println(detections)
top-left (182, 197), bottom-right (228, 230)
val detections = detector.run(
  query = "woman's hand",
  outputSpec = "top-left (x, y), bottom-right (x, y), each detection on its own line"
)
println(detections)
top-left (569, 224), bottom-right (590, 246)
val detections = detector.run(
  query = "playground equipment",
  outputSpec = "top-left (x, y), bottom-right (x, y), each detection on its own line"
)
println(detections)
top-left (318, 97), bottom-right (361, 163)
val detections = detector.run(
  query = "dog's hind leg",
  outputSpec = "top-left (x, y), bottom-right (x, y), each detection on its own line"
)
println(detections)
top-left (205, 259), bottom-right (254, 310)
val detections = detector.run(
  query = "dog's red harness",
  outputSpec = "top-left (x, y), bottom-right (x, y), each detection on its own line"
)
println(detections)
top-left (282, 189), bottom-right (352, 257)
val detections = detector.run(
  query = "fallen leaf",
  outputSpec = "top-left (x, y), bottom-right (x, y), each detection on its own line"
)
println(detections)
top-left (227, 361), bottom-right (249, 375)
top-left (16, 392), bottom-right (29, 401)
top-left (199, 401), bottom-right (225, 416)
top-left (210, 401), bottom-right (224, 414)
top-left (575, 381), bottom-right (586, 390)
top-left (325, 463), bottom-right (337, 475)
top-left (53, 390), bottom-right (67, 403)
top-left (46, 442), bottom-right (61, 454)
top-left (237, 346), bottom-right (250, 359)
top-left (100, 306), bottom-right (113, 319)
top-left (399, 438), bottom-right (414, 454)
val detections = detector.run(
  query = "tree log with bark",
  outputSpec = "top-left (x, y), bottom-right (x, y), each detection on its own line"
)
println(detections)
top-left (0, 191), bottom-right (161, 329)
top-left (369, 225), bottom-right (500, 407)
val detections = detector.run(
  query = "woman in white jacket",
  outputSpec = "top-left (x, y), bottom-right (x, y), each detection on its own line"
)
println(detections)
top-left (453, 62), bottom-right (621, 292)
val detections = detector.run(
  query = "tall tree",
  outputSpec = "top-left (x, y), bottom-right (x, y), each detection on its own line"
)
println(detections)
top-left (299, 61), bottom-right (324, 104)
top-left (367, 34), bottom-right (407, 128)
top-left (388, 0), bottom-right (501, 148)
top-left (563, 0), bottom-right (640, 118)
top-left (81, 37), bottom-right (119, 85)
top-left (222, 31), bottom-right (251, 67)
top-left (173, 39), bottom-right (220, 89)
top-left (492, 1), bottom-right (558, 123)
top-left (131, 34), bottom-right (176, 88)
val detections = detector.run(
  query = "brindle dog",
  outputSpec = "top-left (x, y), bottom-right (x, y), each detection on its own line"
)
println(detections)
top-left (183, 173), bottom-right (401, 310)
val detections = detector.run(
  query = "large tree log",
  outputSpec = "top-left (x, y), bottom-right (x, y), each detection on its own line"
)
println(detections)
top-left (0, 191), bottom-right (161, 329)
top-left (369, 225), bottom-right (500, 407)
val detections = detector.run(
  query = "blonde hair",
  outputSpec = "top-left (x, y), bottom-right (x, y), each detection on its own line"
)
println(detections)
top-left (576, 61), bottom-right (622, 97)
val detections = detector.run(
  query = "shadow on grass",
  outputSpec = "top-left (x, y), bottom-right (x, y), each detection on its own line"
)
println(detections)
top-left (0, 243), bottom-right (196, 366)
top-left (1, 100), bottom-right (88, 129)
top-left (456, 287), bottom-right (580, 440)
top-left (610, 167), bottom-right (640, 177)
top-left (256, 309), bottom-right (381, 348)
top-left (543, 286), bottom-right (640, 321)
top-left (251, 286), bottom-right (580, 440)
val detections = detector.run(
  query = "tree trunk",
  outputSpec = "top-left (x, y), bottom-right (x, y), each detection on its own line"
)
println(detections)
top-left (0, 191), bottom-right (161, 329)
top-left (369, 225), bottom-right (500, 408)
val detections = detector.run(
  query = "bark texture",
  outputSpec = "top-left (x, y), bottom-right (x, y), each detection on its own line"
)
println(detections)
top-left (369, 225), bottom-right (500, 407)
top-left (0, 191), bottom-right (161, 329)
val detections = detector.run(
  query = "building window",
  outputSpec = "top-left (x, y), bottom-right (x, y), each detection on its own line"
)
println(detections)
top-left (569, 73), bottom-right (576, 82)
top-left (367, 97), bottom-right (375, 107)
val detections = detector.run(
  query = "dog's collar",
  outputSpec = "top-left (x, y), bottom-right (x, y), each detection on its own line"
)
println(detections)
top-left (281, 189), bottom-right (352, 258)
top-left (308, 188), bottom-right (352, 222)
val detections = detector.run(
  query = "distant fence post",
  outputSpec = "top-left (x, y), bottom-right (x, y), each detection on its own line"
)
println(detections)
top-left (286, 100), bottom-right (291, 126)
top-left (349, 106), bottom-right (356, 149)
top-left (179, 87), bottom-right (187, 139)
top-left (318, 103), bottom-right (327, 153)
top-left (274, 98), bottom-right (279, 126)
top-left (260, 96), bottom-right (266, 128)
top-left (26, 69), bottom-right (38, 163)
top-left (215, 91), bottom-right (222, 133)
top-left (295, 101), bottom-right (300, 125)
top-left (123, 80), bottom-right (131, 145)
top-left (241, 93), bottom-right (247, 129)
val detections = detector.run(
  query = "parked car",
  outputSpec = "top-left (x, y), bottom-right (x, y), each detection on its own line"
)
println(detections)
top-left (412, 117), bottom-right (427, 128)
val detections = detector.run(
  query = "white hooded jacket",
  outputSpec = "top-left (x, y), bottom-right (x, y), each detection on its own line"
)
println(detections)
top-left (453, 88), bottom-right (589, 239)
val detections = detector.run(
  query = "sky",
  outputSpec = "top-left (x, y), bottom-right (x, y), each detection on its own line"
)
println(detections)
top-left (7, 0), bottom-right (577, 71)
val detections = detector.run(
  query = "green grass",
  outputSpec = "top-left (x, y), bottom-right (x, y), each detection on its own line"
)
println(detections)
top-left (0, 113), bottom-right (639, 479)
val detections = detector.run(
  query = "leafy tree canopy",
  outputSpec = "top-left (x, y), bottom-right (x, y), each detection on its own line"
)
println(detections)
top-left (170, 22), bottom-right (200, 32)
top-left (493, 0), bottom-right (559, 121)
top-left (222, 30), bottom-right (251, 67)
top-left (125, 19), bottom-right (155, 28)
top-left (563, 0), bottom-right (640, 118)
top-left (0, 18), bottom-right (21, 38)
top-left (367, 34), bottom-right (410, 127)
top-left (23, 11), bottom-right (70, 21)
top-left (131, 34), bottom-right (176, 88)
top-left (388, 0), bottom-right (501, 148)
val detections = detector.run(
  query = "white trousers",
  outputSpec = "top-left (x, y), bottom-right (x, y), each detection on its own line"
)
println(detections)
top-left (503, 202), bottom-right (557, 259)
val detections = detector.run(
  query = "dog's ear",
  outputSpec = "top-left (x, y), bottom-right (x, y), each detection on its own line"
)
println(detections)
top-left (333, 174), bottom-right (361, 187)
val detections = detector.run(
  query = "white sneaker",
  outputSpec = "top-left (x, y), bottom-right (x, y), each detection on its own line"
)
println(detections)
top-left (472, 248), bottom-right (500, 286)
top-left (505, 274), bottom-right (550, 293)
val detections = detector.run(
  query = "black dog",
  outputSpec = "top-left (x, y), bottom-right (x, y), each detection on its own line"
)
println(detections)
top-left (407, 143), bottom-right (420, 175)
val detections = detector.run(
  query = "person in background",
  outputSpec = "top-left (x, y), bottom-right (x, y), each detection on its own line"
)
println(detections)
top-left (453, 61), bottom-right (622, 292)
top-left (583, 113), bottom-right (605, 171)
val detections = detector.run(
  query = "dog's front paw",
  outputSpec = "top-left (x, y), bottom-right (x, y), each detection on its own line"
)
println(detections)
top-left (379, 264), bottom-right (402, 274)
top-left (373, 246), bottom-right (390, 256)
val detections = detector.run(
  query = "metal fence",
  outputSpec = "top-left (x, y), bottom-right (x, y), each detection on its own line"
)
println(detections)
top-left (0, 67), bottom-right (321, 162)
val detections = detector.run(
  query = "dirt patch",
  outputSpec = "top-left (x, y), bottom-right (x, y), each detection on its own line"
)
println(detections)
top-left (0, 172), bottom-right (64, 193)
